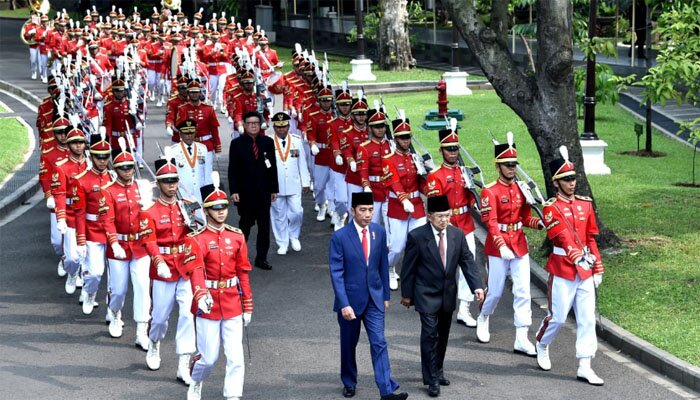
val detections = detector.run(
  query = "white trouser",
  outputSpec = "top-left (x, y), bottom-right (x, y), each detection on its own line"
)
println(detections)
top-left (457, 232), bottom-right (476, 302)
top-left (346, 183), bottom-right (363, 213)
top-left (39, 53), bottom-right (48, 78)
top-left (536, 274), bottom-right (598, 359)
top-left (270, 194), bottom-right (303, 249)
top-left (289, 118), bottom-right (301, 136)
top-left (51, 58), bottom-right (61, 73)
top-left (192, 316), bottom-right (245, 398)
top-left (82, 241), bottom-right (106, 294)
top-left (107, 256), bottom-right (151, 322)
top-left (149, 278), bottom-right (196, 355)
top-left (134, 133), bottom-right (144, 163)
top-left (371, 200), bottom-right (389, 227)
top-left (29, 48), bottom-right (38, 75)
top-left (304, 142), bottom-right (313, 177)
top-left (49, 213), bottom-right (64, 257)
top-left (480, 254), bottom-right (532, 327)
top-left (330, 170), bottom-right (348, 217)
top-left (387, 216), bottom-right (427, 267)
top-left (63, 227), bottom-right (83, 276)
top-left (163, 78), bottom-right (172, 99)
top-left (209, 74), bottom-right (220, 105)
top-left (147, 69), bottom-right (160, 97)
top-left (313, 164), bottom-right (331, 206)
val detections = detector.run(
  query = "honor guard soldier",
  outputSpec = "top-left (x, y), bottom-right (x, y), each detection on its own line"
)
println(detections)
top-left (169, 119), bottom-right (213, 208)
top-left (476, 133), bottom-right (543, 355)
top-left (269, 112), bottom-right (311, 255)
top-left (232, 70), bottom-right (266, 135)
top-left (103, 79), bottom-right (138, 152)
top-left (535, 146), bottom-right (605, 386)
top-left (39, 116), bottom-right (71, 277)
top-left (36, 80), bottom-right (59, 150)
top-left (342, 95), bottom-right (369, 209)
top-left (183, 179), bottom-right (254, 400)
top-left (175, 80), bottom-right (222, 169)
top-left (165, 77), bottom-right (191, 142)
top-left (425, 127), bottom-right (479, 327)
top-left (141, 158), bottom-right (196, 385)
top-left (328, 87), bottom-right (354, 229)
top-left (357, 107), bottom-right (392, 226)
top-left (52, 126), bottom-right (90, 295)
top-left (72, 132), bottom-right (113, 315)
top-left (101, 142), bottom-right (151, 348)
top-left (382, 115), bottom-right (427, 290)
top-left (306, 86), bottom-right (335, 221)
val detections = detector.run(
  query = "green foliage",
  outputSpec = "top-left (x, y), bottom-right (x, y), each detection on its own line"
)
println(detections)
top-left (347, 6), bottom-right (381, 43)
top-left (574, 64), bottom-right (635, 117)
top-left (407, 0), bottom-right (434, 24)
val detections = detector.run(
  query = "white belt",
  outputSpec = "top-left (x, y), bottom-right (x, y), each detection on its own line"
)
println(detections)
top-left (552, 246), bottom-right (567, 256)
top-left (86, 213), bottom-right (99, 221)
top-left (205, 277), bottom-right (239, 289)
top-left (369, 175), bottom-right (381, 182)
top-left (147, 60), bottom-right (162, 64)
top-left (117, 233), bottom-right (141, 241)
top-left (65, 199), bottom-right (73, 205)
top-left (158, 244), bottom-right (186, 255)
top-left (389, 190), bottom-right (420, 199)
top-left (208, 62), bottom-right (227, 67)
top-left (111, 129), bottom-right (133, 137)
top-left (452, 205), bottom-right (469, 215)
top-left (196, 135), bottom-right (213, 141)
top-left (316, 143), bottom-right (328, 149)
top-left (498, 222), bottom-right (522, 232)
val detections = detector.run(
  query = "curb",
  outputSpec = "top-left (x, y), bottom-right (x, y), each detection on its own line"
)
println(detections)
top-left (0, 80), bottom-right (41, 220)
top-left (472, 215), bottom-right (700, 393)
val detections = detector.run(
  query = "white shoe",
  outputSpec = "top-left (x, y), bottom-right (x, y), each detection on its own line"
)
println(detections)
top-left (389, 267), bottom-right (399, 291)
top-left (177, 354), bottom-right (193, 385)
top-left (577, 357), bottom-right (604, 385)
top-left (333, 213), bottom-right (347, 231)
top-left (108, 309), bottom-right (123, 338)
top-left (329, 211), bottom-right (339, 226)
top-left (156, 99), bottom-right (163, 107)
top-left (105, 309), bottom-right (125, 326)
top-left (135, 322), bottom-right (149, 351)
top-left (457, 301), bottom-right (477, 327)
top-left (187, 380), bottom-right (203, 400)
top-left (75, 274), bottom-right (83, 288)
top-left (290, 238), bottom-right (301, 252)
top-left (513, 327), bottom-right (537, 356)
top-left (314, 203), bottom-right (320, 212)
top-left (82, 292), bottom-right (97, 315)
top-left (65, 273), bottom-right (78, 294)
top-left (146, 340), bottom-right (161, 370)
top-left (31, 72), bottom-right (37, 80)
top-left (57, 259), bottom-right (67, 277)
top-left (41, 76), bottom-right (47, 83)
top-left (476, 314), bottom-right (490, 343)
top-left (277, 247), bottom-right (288, 255)
top-left (226, 397), bottom-right (241, 400)
top-left (316, 202), bottom-right (328, 221)
top-left (536, 341), bottom-right (551, 371)
top-left (149, 93), bottom-right (155, 102)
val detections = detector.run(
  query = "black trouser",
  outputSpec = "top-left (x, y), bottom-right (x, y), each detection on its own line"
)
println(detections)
top-left (419, 310), bottom-right (453, 385)
top-left (237, 200), bottom-right (271, 263)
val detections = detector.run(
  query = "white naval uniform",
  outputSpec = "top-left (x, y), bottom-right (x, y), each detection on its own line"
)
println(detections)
top-left (169, 141), bottom-right (212, 221)
top-left (270, 133), bottom-right (311, 249)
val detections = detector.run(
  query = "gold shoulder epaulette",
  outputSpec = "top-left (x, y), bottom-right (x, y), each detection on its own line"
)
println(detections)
top-left (224, 224), bottom-right (243, 234)
top-left (342, 126), bottom-right (353, 133)
top-left (360, 139), bottom-right (371, 146)
top-left (142, 202), bottom-right (155, 211)
top-left (484, 181), bottom-right (496, 189)
top-left (429, 165), bottom-right (442, 174)
top-left (309, 110), bottom-right (320, 117)
top-left (289, 133), bottom-right (301, 139)
top-left (233, 92), bottom-right (243, 98)
top-left (74, 170), bottom-right (88, 180)
top-left (56, 158), bottom-right (68, 167)
top-left (543, 197), bottom-right (557, 206)
top-left (100, 181), bottom-right (115, 190)
top-left (382, 151), bottom-right (395, 159)
top-left (42, 147), bottom-right (54, 154)
top-left (187, 228), bottom-right (204, 237)
top-left (575, 195), bottom-right (592, 202)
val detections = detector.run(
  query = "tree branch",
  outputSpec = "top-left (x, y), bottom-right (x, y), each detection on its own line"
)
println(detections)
top-left (491, 0), bottom-right (510, 45)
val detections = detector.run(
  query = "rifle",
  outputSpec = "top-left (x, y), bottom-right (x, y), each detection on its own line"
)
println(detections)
top-left (156, 142), bottom-right (205, 231)
top-left (445, 117), bottom-right (483, 211)
top-left (392, 106), bottom-right (435, 178)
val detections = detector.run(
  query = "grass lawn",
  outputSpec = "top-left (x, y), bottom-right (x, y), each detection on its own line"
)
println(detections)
top-left (0, 103), bottom-right (7, 113)
top-left (0, 7), bottom-right (30, 19)
top-left (381, 90), bottom-right (700, 367)
top-left (274, 45), bottom-right (486, 84)
top-left (0, 118), bottom-right (30, 183)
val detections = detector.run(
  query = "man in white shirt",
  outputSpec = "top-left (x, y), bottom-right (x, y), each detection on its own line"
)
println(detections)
top-left (269, 112), bottom-right (311, 255)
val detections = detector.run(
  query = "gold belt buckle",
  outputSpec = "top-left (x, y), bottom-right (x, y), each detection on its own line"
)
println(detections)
top-left (128, 234), bottom-right (135, 241)
top-left (218, 280), bottom-right (227, 289)
top-left (171, 246), bottom-right (178, 254)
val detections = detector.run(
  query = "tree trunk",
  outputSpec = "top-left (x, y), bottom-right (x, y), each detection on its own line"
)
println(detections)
top-left (440, 0), bottom-right (620, 248)
top-left (378, 0), bottom-right (416, 70)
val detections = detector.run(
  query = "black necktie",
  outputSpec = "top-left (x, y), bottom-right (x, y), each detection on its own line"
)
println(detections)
top-left (187, 145), bottom-right (192, 155)
top-left (281, 139), bottom-right (286, 148)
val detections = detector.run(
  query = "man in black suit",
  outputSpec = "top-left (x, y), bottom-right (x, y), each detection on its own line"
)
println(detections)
top-left (228, 111), bottom-right (279, 270)
top-left (400, 195), bottom-right (484, 397)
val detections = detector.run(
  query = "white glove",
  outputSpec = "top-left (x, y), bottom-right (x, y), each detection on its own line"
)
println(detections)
top-left (310, 143), bottom-right (320, 156)
top-left (243, 312), bottom-right (252, 327)
top-left (214, 153), bottom-right (221, 162)
top-left (593, 273), bottom-right (603, 288)
top-left (576, 257), bottom-right (593, 271)
top-left (198, 293), bottom-right (213, 314)
top-left (349, 161), bottom-right (357, 173)
top-left (401, 198), bottom-right (415, 214)
top-left (135, 121), bottom-right (143, 130)
top-left (499, 246), bottom-right (515, 261)
top-left (156, 262), bottom-right (172, 279)
top-left (111, 243), bottom-right (127, 259)
top-left (56, 219), bottom-right (68, 234)
top-left (46, 196), bottom-right (55, 209)
top-left (335, 155), bottom-right (343, 166)
top-left (166, 126), bottom-right (173, 137)
top-left (290, 108), bottom-right (298, 118)
top-left (76, 245), bottom-right (87, 259)
top-left (227, 116), bottom-right (233, 124)
top-left (363, 186), bottom-right (372, 193)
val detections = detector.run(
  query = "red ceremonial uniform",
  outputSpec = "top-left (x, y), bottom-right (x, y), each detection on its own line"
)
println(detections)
top-left (165, 94), bottom-right (188, 142)
top-left (382, 150), bottom-right (427, 220)
top-left (357, 139), bottom-right (392, 201)
top-left (22, 21), bottom-right (40, 48)
top-left (232, 91), bottom-right (267, 128)
top-left (328, 115), bottom-right (353, 173)
top-left (341, 125), bottom-right (367, 186)
top-left (480, 178), bottom-right (542, 258)
top-left (36, 96), bottom-right (56, 148)
top-left (101, 180), bottom-right (148, 259)
top-left (183, 225), bottom-right (254, 319)
top-left (425, 164), bottom-right (478, 235)
top-left (39, 145), bottom-right (69, 200)
top-left (204, 44), bottom-right (228, 76)
top-left (52, 156), bottom-right (89, 228)
top-left (72, 168), bottom-right (112, 245)
top-left (145, 41), bottom-right (164, 71)
top-left (306, 108), bottom-right (334, 166)
top-left (103, 98), bottom-right (137, 148)
top-left (141, 199), bottom-right (192, 281)
top-left (175, 102), bottom-right (222, 152)
top-left (542, 194), bottom-right (604, 281)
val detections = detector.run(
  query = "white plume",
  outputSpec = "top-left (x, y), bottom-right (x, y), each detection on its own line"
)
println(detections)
top-left (118, 136), bottom-right (128, 152)
top-left (559, 145), bottom-right (569, 161)
top-left (256, 24), bottom-right (260, 32)
top-left (230, 16), bottom-right (235, 23)
top-left (373, 99), bottom-right (380, 111)
top-left (163, 145), bottom-right (172, 160)
top-left (507, 131), bottom-right (514, 147)
top-left (399, 109), bottom-right (406, 121)
top-left (212, 171), bottom-right (220, 189)
top-left (99, 126), bottom-right (106, 140)
top-left (247, 18), bottom-right (252, 26)
top-left (198, 8), bottom-right (203, 15)
top-left (93, 5), bottom-right (96, 12)
top-left (221, 12), bottom-right (226, 18)
top-left (294, 43), bottom-right (302, 54)
top-left (68, 113), bottom-right (81, 128)
top-left (450, 118), bottom-right (457, 133)
top-left (342, 80), bottom-right (348, 92)
top-left (112, 5), bottom-right (115, 12)
top-left (153, 6), bottom-right (157, 14)
top-left (119, 7), bottom-right (122, 15)
top-left (212, 12), bottom-right (217, 20)
top-left (357, 88), bottom-right (364, 101)
top-left (134, 6), bottom-right (138, 13)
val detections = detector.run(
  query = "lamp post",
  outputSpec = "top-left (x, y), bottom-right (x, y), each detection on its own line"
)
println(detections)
top-left (581, 0), bottom-right (599, 140)
top-left (355, 0), bottom-right (366, 59)
top-left (451, 23), bottom-right (459, 72)
top-left (347, 0), bottom-right (375, 80)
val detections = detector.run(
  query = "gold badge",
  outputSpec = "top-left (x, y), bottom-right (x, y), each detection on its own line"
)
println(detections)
top-left (382, 165), bottom-right (389, 174)
top-left (428, 180), bottom-right (436, 189)
top-left (545, 211), bottom-right (553, 223)
top-left (140, 219), bottom-right (148, 229)
top-left (72, 186), bottom-right (78, 195)
top-left (99, 196), bottom-right (106, 206)
top-left (52, 172), bottom-right (59, 182)
top-left (481, 196), bottom-right (489, 207)
top-left (184, 244), bottom-right (192, 255)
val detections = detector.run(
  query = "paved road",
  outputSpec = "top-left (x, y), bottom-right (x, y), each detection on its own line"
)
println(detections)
top-left (0, 18), bottom-right (697, 400)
